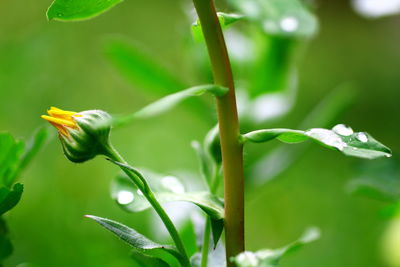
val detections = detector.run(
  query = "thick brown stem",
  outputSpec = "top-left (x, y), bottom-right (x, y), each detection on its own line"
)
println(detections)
top-left (192, 0), bottom-right (245, 265)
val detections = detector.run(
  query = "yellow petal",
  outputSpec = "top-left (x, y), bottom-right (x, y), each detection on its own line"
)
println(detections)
top-left (48, 107), bottom-right (77, 119)
top-left (41, 115), bottom-right (76, 127)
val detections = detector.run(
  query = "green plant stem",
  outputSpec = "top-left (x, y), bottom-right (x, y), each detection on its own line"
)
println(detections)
top-left (192, 0), bottom-right (245, 265)
top-left (201, 218), bottom-right (211, 267)
top-left (104, 145), bottom-right (191, 267)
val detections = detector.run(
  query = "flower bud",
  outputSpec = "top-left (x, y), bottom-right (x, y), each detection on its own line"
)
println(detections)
top-left (41, 107), bottom-right (112, 163)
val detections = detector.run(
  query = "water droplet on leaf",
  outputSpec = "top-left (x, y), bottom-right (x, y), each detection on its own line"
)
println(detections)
top-left (117, 190), bottom-right (134, 205)
top-left (307, 128), bottom-right (348, 151)
top-left (280, 16), bottom-right (299, 32)
top-left (332, 124), bottom-right (354, 136)
top-left (356, 132), bottom-right (368, 143)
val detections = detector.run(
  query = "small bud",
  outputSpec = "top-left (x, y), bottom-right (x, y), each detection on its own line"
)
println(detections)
top-left (41, 107), bottom-right (112, 163)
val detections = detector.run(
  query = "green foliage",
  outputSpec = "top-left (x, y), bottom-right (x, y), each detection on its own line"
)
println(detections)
top-left (0, 218), bottom-right (12, 262)
top-left (0, 133), bottom-right (25, 188)
top-left (31, 0), bottom-right (394, 265)
top-left (104, 37), bottom-right (185, 95)
top-left (204, 125), bottom-right (222, 166)
top-left (242, 124), bottom-right (391, 159)
top-left (0, 128), bottom-right (49, 188)
top-left (111, 171), bottom-right (224, 220)
top-left (232, 227), bottom-right (320, 267)
top-left (192, 141), bottom-right (214, 187)
top-left (111, 163), bottom-right (225, 249)
top-left (192, 12), bottom-right (244, 41)
top-left (86, 215), bottom-right (183, 266)
top-left (0, 129), bottom-right (48, 264)
top-left (226, 0), bottom-right (318, 124)
top-left (179, 219), bottom-right (198, 258)
top-left (192, 124), bottom-right (221, 192)
top-left (0, 183), bottom-right (23, 216)
top-left (229, 0), bottom-right (318, 38)
top-left (249, 83), bottom-right (357, 185)
top-left (47, 0), bottom-right (123, 21)
top-left (210, 219), bottom-right (224, 248)
top-left (114, 84), bottom-right (227, 127)
top-left (19, 127), bottom-right (50, 172)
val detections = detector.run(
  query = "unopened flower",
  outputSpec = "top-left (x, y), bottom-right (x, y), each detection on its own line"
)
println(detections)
top-left (41, 107), bottom-right (112, 163)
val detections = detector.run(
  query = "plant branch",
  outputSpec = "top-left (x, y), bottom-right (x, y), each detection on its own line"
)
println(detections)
top-left (104, 145), bottom-right (191, 267)
top-left (192, 0), bottom-right (245, 265)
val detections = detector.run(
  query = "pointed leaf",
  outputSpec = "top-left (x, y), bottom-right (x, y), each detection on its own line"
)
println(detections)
top-left (250, 83), bottom-right (357, 185)
top-left (86, 215), bottom-right (183, 264)
top-left (47, 0), bottom-right (123, 21)
top-left (232, 227), bottom-right (320, 267)
top-left (0, 183), bottom-right (23, 216)
top-left (210, 219), bottom-right (224, 248)
top-left (114, 84), bottom-right (228, 126)
top-left (242, 124), bottom-right (392, 159)
top-left (192, 12), bottom-right (244, 41)
top-left (18, 127), bottom-right (50, 174)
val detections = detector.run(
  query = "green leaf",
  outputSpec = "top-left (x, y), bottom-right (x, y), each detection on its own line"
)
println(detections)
top-left (192, 12), bottom-right (244, 41)
top-left (103, 37), bottom-right (185, 95)
top-left (348, 158), bottom-right (400, 202)
top-left (111, 170), bottom-right (224, 220)
top-left (0, 234), bottom-right (12, 263)
top-left (242, 124), bottom-right (392, 159)
top-left (0, 217), bottom-right (13, 262)
top-left (86, 215), bottom-right (183, 264)
top-left (229, 0), bottom-right (318, 38)
top-left (204, 124), bottom-right (222, 166)
top-left (249, 83), bottom-right (357, 185)
top-left (0, 133), bottom-right (24, 187)
top-left (47, 0), bottom-right (123, 21)
top-left (247, 37), bottom-right (298, 98)
top-left (179, 218), bottom-right (198, 258)
top-left (0, 183), bottom-right (24, 216)
top-left (17, 127), bottom-right (50, 178)
top-left (130, 250), bottom-right (170, 267)
top-left (114, 84), bottom-right (228, 127)
top-left (210, 219), bottom-right (224, 248)
top-left (191, 141), bottom-right (213, 187)
top-left (232, 227), bottom-right (320, 267)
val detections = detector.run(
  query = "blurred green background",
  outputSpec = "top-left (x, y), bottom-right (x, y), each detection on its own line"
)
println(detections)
top-left (1, 0), bottom-right (399, 266)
